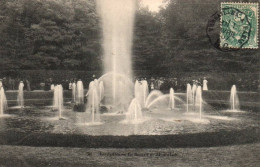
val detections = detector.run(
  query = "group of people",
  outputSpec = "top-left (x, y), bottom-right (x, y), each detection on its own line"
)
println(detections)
top-left (0, 77), bottom-right (30, 91)
top-left (1, 73), bottom-right (260, 92)
top-left (0, 76), bottom-right (208, 92)
top-left (135, 77), bottom-right (208, 92)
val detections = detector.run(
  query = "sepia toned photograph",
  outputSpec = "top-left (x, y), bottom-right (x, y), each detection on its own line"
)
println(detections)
top-left (0, 0), bottom-right (259, 166)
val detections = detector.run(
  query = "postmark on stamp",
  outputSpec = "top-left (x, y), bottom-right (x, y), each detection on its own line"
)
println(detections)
top-left (220, 3), bottom-right (259, 49)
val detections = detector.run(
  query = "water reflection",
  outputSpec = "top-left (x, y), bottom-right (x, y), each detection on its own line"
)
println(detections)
top-left (0, 106), bottom-right (258, 137)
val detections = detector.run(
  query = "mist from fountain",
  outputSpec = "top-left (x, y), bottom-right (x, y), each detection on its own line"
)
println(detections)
top-left (97, 0), bottom-right (136, 106)
top-left (230, 85), bottom-right (240, 111)
top-left (76, 80), bottom-right (84, 104)
top-left (98, 72), bottom-right (134, 111)
top-left (17, 81), bottom-right (24, 107)
top-left (0, 87), bottom-right (8, 116)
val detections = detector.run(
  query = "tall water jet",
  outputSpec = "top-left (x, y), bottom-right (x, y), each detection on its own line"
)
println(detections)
top-left (195, 86), bottom-right (202, 119)
top-left (53, 85), bottom-right (58, 109)
top-left (76, 80), bottom-right (84, 104)
top-left (142, 80), bottom-right (149, 107)
top-left (230, 85), bottom-right (239, 111)
top-left (186, 84), bottom-right (192, 112)
top-left (169, 88), bottom-right (175, 110)
top-left (72, 82), bottom-right (76, 103)
top-left (134, 80), bottom-right (149, 108)
top-left (86, 81), bottom-right (100, 123)
top-left (126, 98), bottom-right (143, 123)
top-left (134, 80), bottom-right (142, 106)
top-left (17, 81), bottom-right (24, 107)
top-left (192, 84), bottom-right (197, 106)
top-left (97, 0), bottom-right (136, 105)
top-left (0, 87), bottom-right (8, 115)
top-left (57, 85), bottom-right (64, 119)
top-left (53, 85), bottom-right (64, 119)
top-left (99, 81), bottom-right (104, 103)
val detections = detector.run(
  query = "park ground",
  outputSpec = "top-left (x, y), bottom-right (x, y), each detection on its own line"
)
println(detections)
top-left (0, 143), bottom-right (259, 167)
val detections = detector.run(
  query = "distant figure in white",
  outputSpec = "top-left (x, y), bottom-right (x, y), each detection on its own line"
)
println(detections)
top-left (203, 77), bottom-right (208, 91)
top-left (50, 84), bottom-right (54, 90)
top-left (17, 81), bottom-right (24, 107)
top-left (68, 82), bottom-right (71, 89)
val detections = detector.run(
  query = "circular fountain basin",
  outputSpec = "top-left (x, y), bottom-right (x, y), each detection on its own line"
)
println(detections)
top-left (0, 105), bottom-right (258, 148)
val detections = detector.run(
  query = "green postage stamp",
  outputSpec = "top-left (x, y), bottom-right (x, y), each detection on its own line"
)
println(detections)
top-left (220, 2), bottom-right (259, 49)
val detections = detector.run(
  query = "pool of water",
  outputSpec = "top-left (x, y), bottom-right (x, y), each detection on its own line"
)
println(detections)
top-left (0, 104), bottom-right (259, 148)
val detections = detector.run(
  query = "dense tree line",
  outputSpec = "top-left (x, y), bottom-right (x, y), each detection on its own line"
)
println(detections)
top-left (0, 0), bottom-right (101, 71)
top-left (0, 0), bottom-right (258, 76)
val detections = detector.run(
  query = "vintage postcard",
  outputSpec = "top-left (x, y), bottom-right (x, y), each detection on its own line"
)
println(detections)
top-left (0, 0), bottom-right (259, 166)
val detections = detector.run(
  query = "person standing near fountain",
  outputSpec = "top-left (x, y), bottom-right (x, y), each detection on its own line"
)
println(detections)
top-left (150, 77), bottom-right (155, 91)
top-left (17, 81), bottom-right (24, 107)
top-left (50, 84), bottom-right (54, 90)
top-left (25, 79), bottom-right (31, 91)
top-left (69, 81), bottom-right (72, 90)
top-left (203, 77), bottom-right (208, 91)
